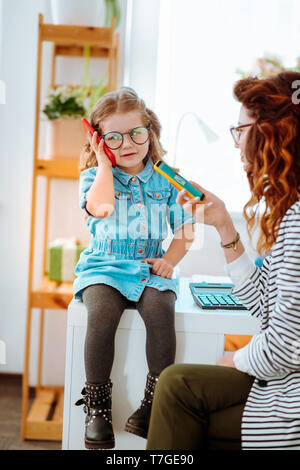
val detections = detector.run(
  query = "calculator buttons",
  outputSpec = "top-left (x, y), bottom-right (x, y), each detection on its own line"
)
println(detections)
top-left (206, 296), bottom-right (219, 306)
top-left (189, 282), bottom-right (247, 310)
top-left (198, 296), bottom-right (211, 307)
top-left (223, 296), bottom-right (235, 306)
top-left (214, 296), bottom-right (227, 306)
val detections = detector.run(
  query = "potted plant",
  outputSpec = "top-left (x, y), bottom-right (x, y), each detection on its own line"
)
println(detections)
top-left (43, 86), bottom-right (88, 159)
top-left (43, 73), bottom-right (108, 159)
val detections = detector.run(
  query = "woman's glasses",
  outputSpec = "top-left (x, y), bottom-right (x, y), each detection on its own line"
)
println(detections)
top-left (100, 125), bottom-right (151, 150)
top-left (230, 123), bottom-right (253, 145)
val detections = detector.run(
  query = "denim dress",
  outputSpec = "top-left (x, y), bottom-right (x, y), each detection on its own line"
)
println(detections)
top-left (73, 158), bottom-right (194, 302)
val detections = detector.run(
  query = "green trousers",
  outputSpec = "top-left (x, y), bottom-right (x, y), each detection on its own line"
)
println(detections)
top-left (146, 363), bottom-right (254, 450)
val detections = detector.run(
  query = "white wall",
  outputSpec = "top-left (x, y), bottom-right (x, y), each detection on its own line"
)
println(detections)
top-left (123, 0), bottom-right (160, 109)
top-left (0, 0), bottom-right (50, 378)
top-left (0, 0), bottom-right (3, 74)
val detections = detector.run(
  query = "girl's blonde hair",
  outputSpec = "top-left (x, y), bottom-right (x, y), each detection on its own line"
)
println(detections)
top-left (79, 87), bottom-right (167, 172)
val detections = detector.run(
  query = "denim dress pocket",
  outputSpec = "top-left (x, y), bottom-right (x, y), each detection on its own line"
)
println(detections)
top-left (146, 189), bottom-right (171, 203)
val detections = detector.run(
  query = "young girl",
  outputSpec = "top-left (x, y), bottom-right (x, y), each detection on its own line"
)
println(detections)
top-left (73, 87), bottom-right (195, 450)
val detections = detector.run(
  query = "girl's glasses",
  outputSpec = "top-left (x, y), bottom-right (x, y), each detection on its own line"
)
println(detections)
top-left (100, 125), bottom-right (151, 150)
top-left (230, 123), bottom-right (253, 145)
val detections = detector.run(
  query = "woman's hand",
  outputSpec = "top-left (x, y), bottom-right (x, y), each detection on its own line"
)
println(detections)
top-left (216, 352), bottom-right (236, 368)
top-left (175, 181), bottom-right (230, 230)
top-left (88, 131), bottom-right (113, 168)
top-left (145, 258), bottom-right (174, 279)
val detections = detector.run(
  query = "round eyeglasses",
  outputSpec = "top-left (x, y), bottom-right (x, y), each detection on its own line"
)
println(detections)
top-left (100, 124), bottom-right (151, 150)
top-left (230, 123), bottom-right (253, 145)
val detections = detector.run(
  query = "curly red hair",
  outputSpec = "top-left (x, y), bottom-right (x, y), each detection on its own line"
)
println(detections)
top-left (233, 72), bottom-right (300, 255)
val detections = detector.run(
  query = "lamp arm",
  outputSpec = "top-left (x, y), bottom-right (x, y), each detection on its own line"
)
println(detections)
top-left (173, 111), bottom-right (218, 167)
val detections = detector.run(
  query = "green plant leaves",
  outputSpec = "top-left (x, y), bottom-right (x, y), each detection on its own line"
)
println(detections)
top-left (42, 80), bottom-right (108, 120)
top-left (104, 0), bottom-right (120, 28)
top-left (43, 94), bottom-right (86, 120)
top-left (86, 73), bottom-right (108, 115)
top-left (237, 55), bottom-right (300, 79)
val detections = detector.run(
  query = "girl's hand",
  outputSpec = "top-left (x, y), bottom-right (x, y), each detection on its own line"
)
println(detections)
top-left (145, 258), bottom-right (174, 279)
top-left (216, 352), bottom-right (236, 368)
top-left (175, 181), bottom-right (229, 231)
top-left (88, 131), bottom-right (113, 168)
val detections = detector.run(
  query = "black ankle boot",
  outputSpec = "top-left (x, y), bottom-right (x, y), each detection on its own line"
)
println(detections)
top-left (125, 372), bottom-right (159, 439)
top-left (75, 380), bottom-right (115, 450)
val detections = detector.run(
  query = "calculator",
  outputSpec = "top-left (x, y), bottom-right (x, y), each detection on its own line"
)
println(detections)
top-left (189, 282), bottom-right (247, 310)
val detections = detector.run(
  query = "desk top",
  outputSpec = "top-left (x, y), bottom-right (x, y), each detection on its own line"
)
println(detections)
top-left (68, 276), bottom-right (260, 335)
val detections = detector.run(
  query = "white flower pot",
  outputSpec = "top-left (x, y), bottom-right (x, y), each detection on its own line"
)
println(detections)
top-left (44, 119), bottom-right (87, 159)
top-left (51, 0), bottom-right (105, 26)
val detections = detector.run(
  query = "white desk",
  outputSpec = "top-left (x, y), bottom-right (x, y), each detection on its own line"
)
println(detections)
top-left (62, 277), bottom-right (260, 450)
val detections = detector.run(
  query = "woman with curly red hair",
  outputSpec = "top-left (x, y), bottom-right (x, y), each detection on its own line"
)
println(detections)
top-left (146, 72), bottom-right (300, 450)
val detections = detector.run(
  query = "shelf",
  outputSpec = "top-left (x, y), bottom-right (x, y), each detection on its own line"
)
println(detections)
top-left (55, 44), bottom-right (112, 58)
top-left (22, 13), bottom-right (120, 443)
top-left (25, 387), bottom-right (64, 441)
top-left (41, 22), bottom-right (116, 47)
top-left (50, 84), bottom-right (99, 95)
top-left (31, 276), bottom-right (74, 310)
top-left (36, 158), bottom-right (80, 179)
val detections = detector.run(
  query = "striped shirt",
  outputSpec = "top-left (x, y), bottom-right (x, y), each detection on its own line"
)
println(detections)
top-left (229, 199), bottom-right (300, 450)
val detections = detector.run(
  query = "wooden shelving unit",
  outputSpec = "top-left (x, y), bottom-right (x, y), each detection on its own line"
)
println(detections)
top-left (21, 13), bottom-right (120, 442)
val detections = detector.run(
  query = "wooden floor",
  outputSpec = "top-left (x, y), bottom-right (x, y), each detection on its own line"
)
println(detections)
top-left (0, 374), bottom-right (61, 450)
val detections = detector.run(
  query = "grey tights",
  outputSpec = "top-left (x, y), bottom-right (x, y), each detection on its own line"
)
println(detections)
top-left (82, 284), bottom-right (176, 384)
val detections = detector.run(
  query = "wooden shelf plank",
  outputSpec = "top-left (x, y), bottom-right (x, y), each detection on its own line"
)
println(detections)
top-left (52, 390), bottom-right (64, 423)
top-left (25, 388), bottom-right (63, 440)
top-left (31, 276), bottom-right (74, 310)
top-left (55, 44), bottom-right (113, 58)
top-left (27, 389), bottom-right (55, 422)
top-left (50, 84), bottom-right (107, 96)
top-left (36, 158), bottom-right (80, 179)
top-left (41, 23), bottom-right (113, 47)
top-left (25, 420), bottom-right (62, 441)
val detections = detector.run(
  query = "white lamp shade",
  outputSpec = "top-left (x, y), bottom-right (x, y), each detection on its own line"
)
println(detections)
top-left (196, 118), bottom-right (219, 143)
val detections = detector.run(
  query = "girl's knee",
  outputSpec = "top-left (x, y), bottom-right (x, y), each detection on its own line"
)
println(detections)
top-left (86, 305), bottom-right (122, 331)
top-left (139, 294), bottom-right (175, 326)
